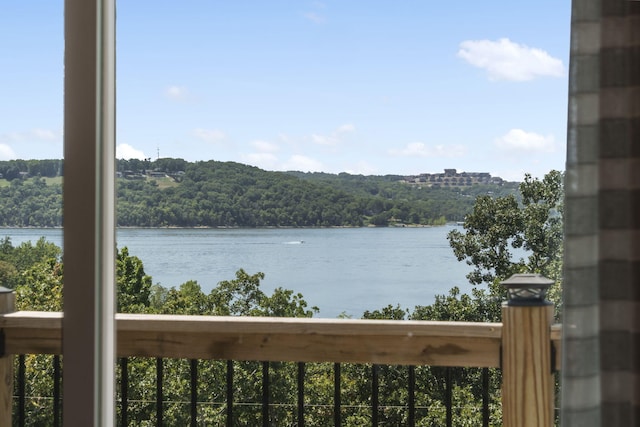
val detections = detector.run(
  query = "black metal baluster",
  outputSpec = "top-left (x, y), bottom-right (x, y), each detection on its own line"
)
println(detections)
top-left (297, 362), bottom-right (305, 427)
top-left (482, 368), bottom-right (489, 427)
top-left (53, 355), bottom-right (61, 427)
top-left (262, 361), bottom-right (270, 427)
top-left (18, 354), bottom-right (25, 427)
top-left (226, 360), bottom-right (233, 427)
top-left (408, 366), bottom-right (415, 427)
top-left (371, 364), bottom-right (379, 427)
top-left (333, 363), bottom-right (341, 426)
top-left (445, 367), bottom-right (452, 427)
top-left (120, 358), bottom-right (128, 426)
top-left (190, 359), bottom-right (198, 427)
top-left (156, 358), bottom-right (163, 427)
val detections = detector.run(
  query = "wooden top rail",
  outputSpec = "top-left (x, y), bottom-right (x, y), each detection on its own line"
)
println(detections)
top-left (0, 311), bottom-right (562, 368)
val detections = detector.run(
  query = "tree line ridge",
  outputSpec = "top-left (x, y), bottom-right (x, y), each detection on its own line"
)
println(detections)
top-left (0, 158), bottom-right (517, 228)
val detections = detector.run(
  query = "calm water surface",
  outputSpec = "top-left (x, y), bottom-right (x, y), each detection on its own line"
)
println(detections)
top-left (3, 226), bottom-right (474, 318)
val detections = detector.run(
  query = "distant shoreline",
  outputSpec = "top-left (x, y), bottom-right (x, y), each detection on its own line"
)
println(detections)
top-left (1, 224), bottom-right (444, 230)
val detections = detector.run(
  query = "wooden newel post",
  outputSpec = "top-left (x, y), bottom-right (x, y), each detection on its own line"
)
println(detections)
top-left (0, 286), bottom-right (15, 426)
top-left (500, 274), bottom-right (555, 427)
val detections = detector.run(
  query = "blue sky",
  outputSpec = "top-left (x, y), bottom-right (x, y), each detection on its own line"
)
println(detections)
top-left (1, 1), bottom-right (571, 181)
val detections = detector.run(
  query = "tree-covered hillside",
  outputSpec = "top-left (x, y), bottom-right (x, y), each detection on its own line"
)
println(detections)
top-left (0, 159), bottom-right (518, 227)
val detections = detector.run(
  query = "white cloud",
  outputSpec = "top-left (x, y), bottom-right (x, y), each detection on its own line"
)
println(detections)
top-left (336, 123), bottom-right (355, 134)
top-left (243, 152), bottom-right (279, 170)
top-left (388, 142), bottom-right (466, 158)
top-left (495, 169), bottom-right (529, 183)
top-left (344, 161), bottom-right (377, 175)
top-left (0, 129), bottom-right (61, 159)
top-left (242, 152), bottom-right (324, 173)
top-left (0, 132), bottom-right (19, 143)
top-left (495, 129), bottom-right (556, 153)
top-left (250, 140), bottom-right (280, 153)
top-left (303, 12), bottom-right (325, 24)
top-left (116, 143), bottom-right (146, 160)
top-left (0, 144), bottom-right (16, 160)
top-left (310, 123), bottom-right (355, 146)
top-left (192, 128), bottom-right (226, 143)
top-left (284, 155), bottom-right (324, 172)
top-left (243, 140), bottom-right (281, 169)
top-left (166, 85), bottom-right (189, 101)
top-left (1, 128), bottom-right (60, 143)
top-left (278, 133), bottom-right (291, 143)
top-left (458, 38), bottom-right (565, 81)
top-left (31, 129), bottom-right (58, 140)
top-left (311, 133), bottom-right (339, 146)
top-left (303, 2), bottom-right (327, 24)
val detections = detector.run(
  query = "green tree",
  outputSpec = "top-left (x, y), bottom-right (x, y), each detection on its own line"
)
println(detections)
top-left (363, 303), bottom-right (407, 320)
top-left (10, 237), bottom-right (62, 273)
top-left (0, 237), bottom-right (61, 288)
top-left (447, 170), bottom-right (563, 298)
top-left (159, 280), bottom-right (212, 315)
top-left (259, 287), bottom-right (319, 317)
top-left (15, 259), bottom-right (63, 312)
top-left (116, 246), bottom-right (152, 312)
top-left (209, 269), bottom-right (268, 316)
top-left (411, 286), bottom-right (500, 323)
top-left (3, 158), bottom-right (517, 228)
top-left (12, 259), bottom-right (64, 425)
top-left (0, 260), bottom-right (17, 288)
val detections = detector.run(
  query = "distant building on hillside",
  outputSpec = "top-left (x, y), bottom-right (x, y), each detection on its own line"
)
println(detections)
top-left (403, 169), bottom-right (504, 187)
top-left (147, 170), bottom-right (167, 178)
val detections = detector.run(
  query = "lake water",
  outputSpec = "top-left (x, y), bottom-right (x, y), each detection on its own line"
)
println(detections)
top-left (2, 226), bottom-right (475, 318)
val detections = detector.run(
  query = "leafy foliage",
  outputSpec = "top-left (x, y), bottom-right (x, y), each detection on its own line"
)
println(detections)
top-left (117, 246), bottom-right (153, 312)
top-left (0, 159), bottom-right (62, 181)
top-left (0, 178), bottom-right (62, 227)
top-left (447, 170), bottom-right (564, 310)
top-left (0, 158), bottom-right (516, 227)
top-left (0, 237), bottom-right (61, 289)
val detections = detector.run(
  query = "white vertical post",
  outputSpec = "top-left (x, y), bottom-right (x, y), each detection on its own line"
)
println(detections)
top-left (63, 0), bottom-right (116, 425)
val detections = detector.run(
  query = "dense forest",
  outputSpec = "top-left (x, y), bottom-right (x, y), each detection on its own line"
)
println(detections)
top-left (0, 158), bottom-right (518, 228)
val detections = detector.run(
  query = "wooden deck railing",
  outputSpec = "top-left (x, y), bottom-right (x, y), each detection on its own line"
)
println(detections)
top-left (2, 311), bottom-right (509, 366)
top-left (0, 292), bottom-right (562, 426)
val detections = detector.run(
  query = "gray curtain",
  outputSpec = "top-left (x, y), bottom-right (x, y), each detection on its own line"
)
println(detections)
top-left (562, 1), bottom-right (639, 425)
